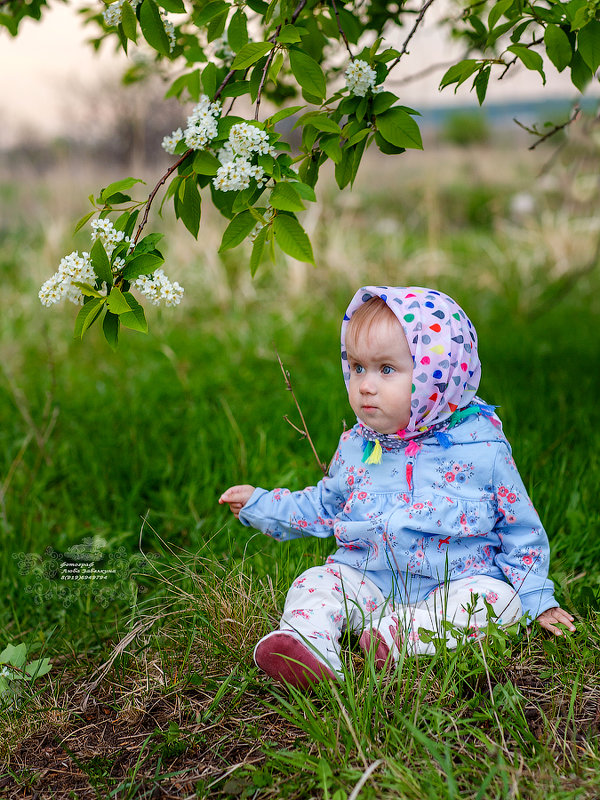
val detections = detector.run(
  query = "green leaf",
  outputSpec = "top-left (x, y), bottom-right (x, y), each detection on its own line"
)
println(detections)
top-left (473, 66), bottom-right (491, 105)
top-left (74, 297), bottom-right (106, 339)
top-left (107, 286), bottom-right (133, 314)
top-left (122, 253), bottom-right (164, 280)
top-left (228, 8), bottom-right (248, 51)
top-left (24, 657), bottom-right (52, 679)
top-left (99, 177), bottom-right (143, 205)
top-left (299, 113), bottom-right (341, 134)
top-left (270, 182), bottom-right (305, 211)
top-left (202, 62), bottom-right (217, 97)
top-left (220, 80), bottom-right (252, 98)
top-left (0, 643), bottom-right (27, 668)
top-left (570, 48), bottom-right (593, 91)
top-left (488, 0), bottom-right (513, 30)
top-left (372, 91), bottom-right (398, 114)
top-left (157, 0), bottom-right (185, 11)
top-left (121, 0), bottom-right (138, 42)
top-left (440, 59), bottom-right (479, 90)
top-left (273, 214), bottom-right (314, 263)
top-left (267, 105), bottom-right (305, 126)
top-left (194, 1), bottom-right (227, 26)
top-left (73, 210), bottom-right (96, 235)
top-left (289, 49), bottom-right (326, 102)
top-left (139, 0), bottom-right (170, 55)
top-left (103, 311), bottom-right (119, 350)
top-left (277, 24), bottom-right (302, 43)
top-left (180, 178), bottom-right (202, 238)
top-left (320, 134), bottom-right (342, 163)
top-left (507, 45), bottom-right (546, 82)
top-left (90, 238), bottom-right (113, 287)
top-left (374, 130), bottom-right (405, 155)
top-left (219, 210), bottom-right (257, 251)
top-left (120, 293), bottom-right (148, 333)
top-left (291, 181), bottom-right (316, 202)
top-left (376, 107), bottom-right (423, 150)
top-left (544, 24), bottom-right (572, 72)
top-left (232, 42), bottom-right (274, 70)
top-left (193, 149), bottom-right (221, 175)
top-left (268, 52), bottom-right (284, 82)
top-left (577, 20), bottom-right (600, 73)
top-left (72, 281), bottom-right (103, 298)
top-left (250, 225), bottom-right (268, 276)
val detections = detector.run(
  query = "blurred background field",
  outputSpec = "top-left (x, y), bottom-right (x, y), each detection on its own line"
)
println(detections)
top-left (1, 103), bottom-right (600, 662)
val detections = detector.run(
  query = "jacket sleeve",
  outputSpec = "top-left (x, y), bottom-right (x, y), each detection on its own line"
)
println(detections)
top-left (238, 446), bottom-right (345, 542)
top-left (492, 442), bottom-right (558, 621)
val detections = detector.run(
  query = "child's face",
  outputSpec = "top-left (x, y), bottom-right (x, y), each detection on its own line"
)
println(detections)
top-left (346, 315), bottom-right (413, 434)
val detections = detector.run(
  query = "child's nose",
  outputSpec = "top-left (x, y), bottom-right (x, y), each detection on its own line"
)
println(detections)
top-left (359, 374), bottom-right (376, 393)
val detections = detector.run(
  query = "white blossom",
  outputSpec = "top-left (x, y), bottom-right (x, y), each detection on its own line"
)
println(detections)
top-left (102, 0), bottom-right (140, 27)
top-left (345, 59), bottom-right (378, 97)
top-left (213, 159), bottom-right (266, 192)
top-left (162, 127), bottom-right (183, 155)
top-left (228, 122), bottom-right (276, 158)
top-left (39, 251), bottom-right (96, 307)
top-left (133, 269), bottom-right (184, 307)
top-left (217, 142), bottom-right (235, 164)
top-left (164, 18), bottom-right (176, 52)
top-left (182, 95), bottom-right (221, 151)
top-left (90, 218), bottom-right (131, 258)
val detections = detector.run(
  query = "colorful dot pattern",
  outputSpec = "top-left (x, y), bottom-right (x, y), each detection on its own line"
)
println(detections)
top-left (341, 286), bottom-right (482, 438)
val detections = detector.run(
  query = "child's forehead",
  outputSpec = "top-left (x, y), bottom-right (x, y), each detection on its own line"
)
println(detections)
top-left (346, 314), bottom-right (410, 357)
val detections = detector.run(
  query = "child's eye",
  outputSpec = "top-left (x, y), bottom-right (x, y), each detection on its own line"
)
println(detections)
top-left (354, 365), bottom-right (364, 374)
top-left (382, 365), bottom-right (395, 375)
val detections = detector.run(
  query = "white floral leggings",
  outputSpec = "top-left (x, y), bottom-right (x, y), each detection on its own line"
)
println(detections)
top-left (263, 563), bottom-right (522, 675)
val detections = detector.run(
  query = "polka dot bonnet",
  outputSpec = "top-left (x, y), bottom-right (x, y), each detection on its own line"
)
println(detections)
top-left (341, 286), bottom-right (481, 438)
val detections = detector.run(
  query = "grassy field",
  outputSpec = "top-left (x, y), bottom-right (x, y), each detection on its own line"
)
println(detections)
top-left (1, 134), bottom-right (600, 798)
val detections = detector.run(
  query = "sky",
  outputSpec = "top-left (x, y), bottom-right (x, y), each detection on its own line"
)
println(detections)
top-left (0, 0), bottom-right (589, 147)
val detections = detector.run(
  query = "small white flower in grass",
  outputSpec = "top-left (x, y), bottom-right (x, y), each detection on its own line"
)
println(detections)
top-left (345, 59), bottom-right (378, 97)
top-left (0, 666), bottom-right (10, 678)
top-left (162, 128), bottom-right (183, 154)
top-left (133, 269), bottom-right (184, 307)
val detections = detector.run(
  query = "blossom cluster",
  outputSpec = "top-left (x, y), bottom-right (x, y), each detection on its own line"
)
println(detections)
top-left (39, 251), bottom-right (96, 307)
top-left (133, 269), bottom-right (184, 307)
top-left (161, 96), bottom-right (221, 155)
top-left (345, 59), bottom-right (379, 97)
top-left (103, 0), bottom-right (175, 51)
top-left (40, 219), bottom-right (185, 309)
top-left (91, 218), bottom-right (131, 258)
top-left (213, 123), bottom-right (276, 192)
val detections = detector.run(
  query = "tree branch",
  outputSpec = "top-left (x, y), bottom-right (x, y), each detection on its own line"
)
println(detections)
top-left (389, 0), bottom-right (438, 71)
top-left (527, 105), bottom-right (581, 151)
top-left (256, 48), bottom-right (277, 121)
top-left (132, 150), bottom-right (191, 245)
top-left (331, 0), bottom-right (353, 59)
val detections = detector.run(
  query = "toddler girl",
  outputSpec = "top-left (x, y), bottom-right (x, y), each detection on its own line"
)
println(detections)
top-left (219, 286), bottom-right (575, 688)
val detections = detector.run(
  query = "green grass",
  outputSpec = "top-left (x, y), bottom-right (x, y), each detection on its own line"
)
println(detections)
top-left (1, 143), bottom-right (600, 797)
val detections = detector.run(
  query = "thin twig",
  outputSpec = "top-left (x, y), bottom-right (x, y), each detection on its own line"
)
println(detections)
top-left (389, 0), bottom-right (438, 71)
top-left (276, 352), bottom-right (327, 475)
top-left (331, 0), bottom-right (353, 59)
top-left (132, 150), bottom-right (191, 245)
top-left (256, 48), bottom-right (277, 120)
top-left (499, 36), bottom-right (543, 80)
top-left (528, 105), bottom-right (581, 150)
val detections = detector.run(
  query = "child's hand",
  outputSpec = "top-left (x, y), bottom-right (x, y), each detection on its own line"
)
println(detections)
top-left (536, 606), bottom-right (576, 636)
top-left (219, 485), bottom-right (255, 519)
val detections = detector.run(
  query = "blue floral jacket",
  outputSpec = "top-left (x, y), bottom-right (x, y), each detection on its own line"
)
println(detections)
top-left (239, 413), bottom-right (558, 620)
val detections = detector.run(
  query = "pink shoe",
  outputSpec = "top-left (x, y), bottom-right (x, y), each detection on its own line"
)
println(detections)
top-left (358, 628), bottom-right (391, 670)
top-left (359, 617), bottom-right (401, 671)
top-left (254, 632), bottom-right (337, 689)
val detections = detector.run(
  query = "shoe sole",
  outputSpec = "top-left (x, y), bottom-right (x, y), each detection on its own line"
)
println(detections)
top-left (358, 628), bottom-right (392, 671)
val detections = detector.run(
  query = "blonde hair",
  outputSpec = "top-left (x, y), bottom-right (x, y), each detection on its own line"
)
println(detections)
top-left (345, 296), bottom-right (399, 349)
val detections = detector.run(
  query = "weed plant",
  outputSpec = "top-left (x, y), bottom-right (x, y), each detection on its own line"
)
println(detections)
top-left (1, 143), bottom-right (600, 797)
